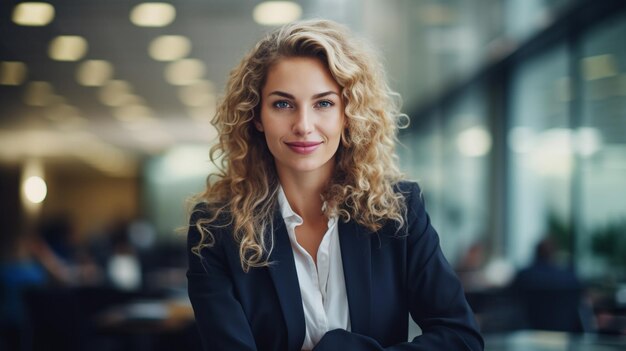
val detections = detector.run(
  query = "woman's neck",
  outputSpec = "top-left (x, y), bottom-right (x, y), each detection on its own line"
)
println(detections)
top-left (277, 168), bottom-right (331, 222)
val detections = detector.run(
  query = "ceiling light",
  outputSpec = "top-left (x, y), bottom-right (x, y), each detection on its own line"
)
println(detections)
top-left (456, 126), bottom-right (492, 157)
top-left (46, 103), bottom-right (82, 122)
top-left (164, 58), bottom-right (205, 85)
top-left (253, 1), bottom-right (302, 26)
top-left (529, 128), bottom-right (574, 177)
top-left (149, 35), bottom-right (191, 61)
top-left (132, 129), bottom-right (174, 152)
top-left (70, 138), bottom-right (137, 177)
top-left (187, 106), bottom-right (217, 122)
top-left (23, 81), bottom-right (54, 106)
top-left (76, 60), bottom-right (114, 86)
top-left (113, 104), bottom-right (153, 123)
top-left (49, 35), bottom-right (88, 61)
top-left (0, 61), bottom-right (28, 85)
top-left (576, 127), bottom-right (602, 157)
top-left (99, 80), bottom-right (133, 106)
top-left (581, 54), bottom-right (618, 81)
top-left (12, 2), bottom-right (54, 26)
top-left (130, 2), bottom-right (176, 27)
top-left (179, 80), bottom-right (215, 106)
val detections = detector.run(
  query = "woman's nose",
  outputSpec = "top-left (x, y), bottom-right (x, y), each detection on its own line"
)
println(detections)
top-left (292, 107), bottom-right (313, 135)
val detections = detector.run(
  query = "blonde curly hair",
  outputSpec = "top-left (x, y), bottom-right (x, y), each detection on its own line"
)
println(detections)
top-left (192, 19), bottom-right (408, 271)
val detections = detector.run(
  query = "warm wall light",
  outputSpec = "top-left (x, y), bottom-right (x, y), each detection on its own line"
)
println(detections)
top-left (12, 2), bottom-right (54, 26)
top-left (164, 59), bottom-right (205, 85)
top-left (49, 35), bottom-right (88, 61)
top-left (76, 60), bottom-right (113, 86)
top-left (253, 1), bottom-right (302, 26)
top-left (149, 35), bottom-right (191, 61)
top-left (130, 2), bottom-right (176, 27)
top-left (23, 176), bottom-right (47, 204)
top-left (0, 61), bottom-right (28, 85)
top-left (581, 54), bottom-right (618, 81)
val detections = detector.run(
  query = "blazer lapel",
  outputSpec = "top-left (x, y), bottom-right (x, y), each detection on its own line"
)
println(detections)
top-left (338, 220), bottom-right (372, 336)
top-left (267, 210), bottom-right (306, 351)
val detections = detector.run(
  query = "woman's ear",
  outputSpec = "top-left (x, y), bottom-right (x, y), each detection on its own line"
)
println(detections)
top-left (254, 119), bottom-right (264, 132)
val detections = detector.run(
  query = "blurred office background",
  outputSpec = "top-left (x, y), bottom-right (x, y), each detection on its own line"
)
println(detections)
top-left (1, 0), bottom-right (626, 350)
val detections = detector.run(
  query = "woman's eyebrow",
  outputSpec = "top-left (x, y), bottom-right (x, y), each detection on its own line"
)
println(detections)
top-left (312, 91), bottom-right (339, 99)
top-left (267, 90), bottom-right (339, 99)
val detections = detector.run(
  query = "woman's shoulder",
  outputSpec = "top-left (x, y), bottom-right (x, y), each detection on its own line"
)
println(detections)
top-left (188, 201), bottom-right (235, 246)
top-left (189, 201), bottom-right (232, 226)
top-left (393, 180), bottom-right (422, 201)
top-left (392, 180), bottom-right (427, 224)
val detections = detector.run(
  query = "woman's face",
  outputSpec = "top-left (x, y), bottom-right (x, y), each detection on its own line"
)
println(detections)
top-left (256, 56), bottom-right (344, 179)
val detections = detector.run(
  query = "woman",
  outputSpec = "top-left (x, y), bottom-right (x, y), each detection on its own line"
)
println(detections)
top-left (187, 19), bottom-right (483, 351)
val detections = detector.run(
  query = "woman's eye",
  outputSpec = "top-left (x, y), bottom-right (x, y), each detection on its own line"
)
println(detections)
top-left (273, 101), bottom-right (292, 109)
top-left (316, 100), bottom-right (334, 108)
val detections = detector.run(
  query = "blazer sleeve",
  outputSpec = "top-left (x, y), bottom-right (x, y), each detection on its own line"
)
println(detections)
top-left (186, 204), bottom-right (258, 351)
top-left (314, 183), bottom-right (484, 351)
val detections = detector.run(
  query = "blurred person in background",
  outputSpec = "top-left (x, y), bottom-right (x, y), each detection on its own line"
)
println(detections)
top-left (0, 215), bottom-right (100, 350)
top-left (0, 234), bottom-right (47, 350)
top-left (510, 236), bottom-right (583, 332)
top-left (37, 215), bottom-right (103, 286)
top-left (187, 19), bottom-right (483, 351)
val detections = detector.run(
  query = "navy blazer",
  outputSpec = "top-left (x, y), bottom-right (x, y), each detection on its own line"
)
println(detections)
top-left (187, 181), bottom-right (484, 350)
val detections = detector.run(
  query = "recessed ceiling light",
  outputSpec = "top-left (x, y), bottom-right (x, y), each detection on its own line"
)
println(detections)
top-left (130, 2), bottom-right (176, 27)
top-left (113, 104), bottom-right (153, 124)
top-left (46, 104), bottom-right (86, 128)
top-left (99, 80), bottom-right (133, 106)
top-left (149, 35), bottom-right (191, 61)
top-left (76, 60), bottom-right (114, 86)
top-left (187, 106), bottom-right (217, 122)
top-left (49, 35), bottom-right (88, 61)
top-left (178, 80), bottom-right (215, 106)
top-left (23, 81), bottom-right (54, 106)
top-left (0, 61), bottom-right (28, 85)
top-left (253, 1), bottom-right (302, 26)
top-left (164, 58), bottom-right (205, 85)
top-left (132, 129), bottom-right (174, 152)
top-left (12, 2), bottom-right (54, 26)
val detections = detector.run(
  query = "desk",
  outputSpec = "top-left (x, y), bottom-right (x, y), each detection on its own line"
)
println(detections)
top-left (485, 330), bottom-right (626, 351)
top-left (96, 297), bottom-right (194, 333)
top-left (95, 297), bottom-right (199, 351)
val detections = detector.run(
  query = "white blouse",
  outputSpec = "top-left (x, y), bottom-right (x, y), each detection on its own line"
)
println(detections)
top-left (277, 186), bottom-right (351, 350)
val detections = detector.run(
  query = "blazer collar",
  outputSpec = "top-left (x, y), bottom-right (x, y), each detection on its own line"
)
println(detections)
top-left (267, 210), bottom-right (306, 351)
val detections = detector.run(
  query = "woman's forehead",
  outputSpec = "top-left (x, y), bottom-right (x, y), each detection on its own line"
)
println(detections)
top-left (262, 57), bottom-right (340, 96)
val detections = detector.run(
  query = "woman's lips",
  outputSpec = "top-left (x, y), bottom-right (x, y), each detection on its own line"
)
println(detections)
top-left (284, 141), bottom-right (323, 155)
